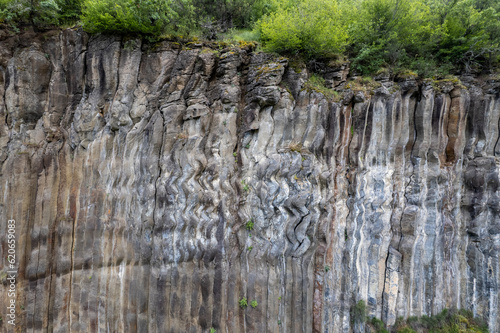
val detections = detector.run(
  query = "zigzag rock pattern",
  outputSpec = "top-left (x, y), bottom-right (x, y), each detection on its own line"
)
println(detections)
top-left (0, 29), bottom-right (500, 332)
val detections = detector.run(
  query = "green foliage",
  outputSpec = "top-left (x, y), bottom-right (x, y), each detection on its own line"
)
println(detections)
top-left (250, 300), bottom-right (258, 308)
top-left (347, 0), bottom-right (500, 75)
top-left (257, 0), bottom-right (348, 57)
top-left (369, 317), bottom-right (388, 333)
top-left (348, 0), bottom-right (435, 74)
top-left (223, 28), bottom-right (260, 42)
top-left (351, 300), bottom-right (367, 324)
top-left (247, 246), bottom-right (253, 251)
top-left (324, 265), bottom-right (330, 272)
top-left (81, 0), bottom-right (190, 36)
top-left (209, 328), bottom-right (216, 333)
top-left (303, 74), bottom-right (339, 100)
top-left (246, 220), bottom-right (254, 231)
top-left (241, 180), bottom-right (249, 192)
top-left (1, 0), bottom-right (498, 76)
top-left (0, 0), bottom-right (61, 27)
top-left (239, 297), bottom-right (248, 308)
top-left (197, 0), bottom-right (269, 29)
top-left (437, 0), bottom-right (500, 73)
top-left (394, 308), bottom-right (489, 333)
top-left (56, 0), bottom-right (83, 24)
top-left (0, 0), bottom-right (28, 27)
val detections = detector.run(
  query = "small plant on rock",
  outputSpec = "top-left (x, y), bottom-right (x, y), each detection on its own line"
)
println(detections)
top-left (210, 328), bottom-right (216, 333)
top-left (246, 220), bottom-right (254, 231)
top-left (239, 297), bottom-right (248, 308)
top-left (351, 300), bottom-right (367, 324)
top-left (241, 180), bottom-right (249, 192)
top-left (251, 300), bottom-right (258, 308)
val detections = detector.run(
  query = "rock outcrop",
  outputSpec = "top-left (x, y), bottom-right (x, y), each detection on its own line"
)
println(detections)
top-left (0, 29), bottom-right (499, 332)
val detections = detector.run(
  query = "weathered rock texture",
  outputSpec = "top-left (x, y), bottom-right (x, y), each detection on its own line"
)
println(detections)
top-left (0, 29), bottom-right (500, 333)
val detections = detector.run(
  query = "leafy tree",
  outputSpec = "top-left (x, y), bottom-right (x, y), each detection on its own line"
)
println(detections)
top-left (193, 0), bottom-right (271, 39)
top-left (347, 0), bottom-right (437, 74)
top-left (436, 0), bottom-right (500, 72)
top-left (81, 0), bottom-right (193, 36)
top-left (0, 0), bottom-right (60, 28)
top-left (257, 0), bottom-right (349, 57)
top-left (56, 0), bottom-right (83, 24)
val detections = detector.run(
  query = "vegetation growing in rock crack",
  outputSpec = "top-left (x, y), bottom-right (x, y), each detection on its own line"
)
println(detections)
top-left (250, 300), bottom-right (258, 308)
top-left (239, 297), bottom-right (248, 308)
top-left (245, 220), bottom-right (254, 231)
top-left (351, 300), bottom-right (367, 324)
top-left (241, 180), bottom-right (250, 192)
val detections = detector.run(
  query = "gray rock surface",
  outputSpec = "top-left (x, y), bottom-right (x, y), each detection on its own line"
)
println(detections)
top-left (0, 29), bottom-right (499, 332)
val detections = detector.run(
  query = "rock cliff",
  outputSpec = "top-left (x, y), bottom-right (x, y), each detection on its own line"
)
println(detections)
top-left (0, 29), bottom-right (499, 332)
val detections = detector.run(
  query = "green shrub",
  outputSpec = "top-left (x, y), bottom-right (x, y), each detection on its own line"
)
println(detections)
top-left (250, 300), bottom-right (258, 308)
top-left (351, 300), bottom-right (367, 324)
top-left (239, 297), bottom-right (248, 308)
top-left (56, 0), bottom-right (83, 24)
top-left (81, 0), bottom-right (194, 36)
top-left (82, 0), bottom-right (164, 35)
top-left (222, 28), bottom-right (260, 43)
top-left (369, 317), bottom-right (388, 333)
top-left (0, 0), bottom-right (61, 27)
top-left (257, 0), bottom-right (348, 58)
top-left (241, 180), bottom-right (250, 192)
top-left (193, 0), bottom-right (270, 34)
top-left (246, 220), bottom-right (254, 231)
top-left (0, 0), bottom-right (29, 26)
top-left (394, 308), bottom-right (489, 333)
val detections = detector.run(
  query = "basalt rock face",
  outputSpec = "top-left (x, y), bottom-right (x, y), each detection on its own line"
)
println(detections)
top-left (0, 29), bottom-right (499, 333)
